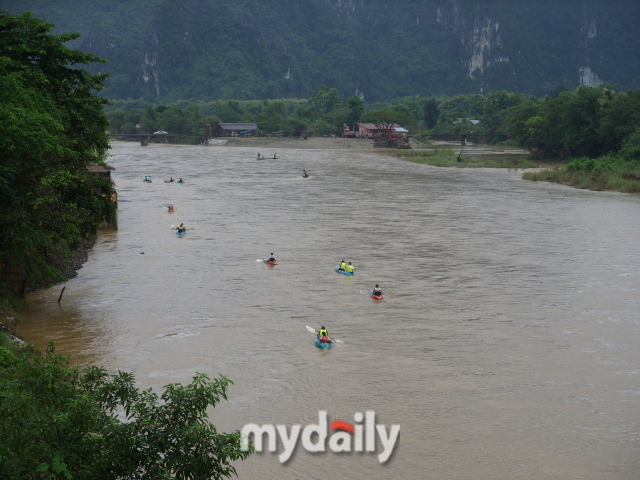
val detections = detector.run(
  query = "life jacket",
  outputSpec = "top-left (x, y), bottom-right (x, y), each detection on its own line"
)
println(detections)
top-left (346, 264), bottom-right (355, 273)
top-left (339, 262), bottom-right (347, 270)
top-left (318, 329), bottom-right (328, 337)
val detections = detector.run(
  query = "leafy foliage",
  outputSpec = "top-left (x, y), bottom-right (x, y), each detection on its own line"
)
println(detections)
top-left (0, 342), bottom-right (251, 479)
top-left (422, 98), bottom-right (440, 129)
top-left (504, 86), bottom-right (640, 159)
top-left (0, 11), bottom-right (114, 289)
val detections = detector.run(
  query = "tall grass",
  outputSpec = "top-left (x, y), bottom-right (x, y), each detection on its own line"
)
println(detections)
top-left (522, 167), bottom-right (640, 193)
top-left (396, 149), bottom-right (538, 168)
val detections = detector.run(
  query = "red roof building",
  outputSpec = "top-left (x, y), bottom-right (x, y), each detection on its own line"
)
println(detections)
top-left (356, 123), bottom-right (408, 138)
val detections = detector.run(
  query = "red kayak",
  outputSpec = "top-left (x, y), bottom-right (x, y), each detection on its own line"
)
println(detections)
top-left (370, 290), bottom-right (383, 300)
top-left (264, 259), bottom-right (278, 265)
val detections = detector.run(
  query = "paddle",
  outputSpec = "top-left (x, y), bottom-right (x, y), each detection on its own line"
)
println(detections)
top-left (305, 326), bottom-right (343, 344)
top-left (170, 225), bottom-right (194, 230)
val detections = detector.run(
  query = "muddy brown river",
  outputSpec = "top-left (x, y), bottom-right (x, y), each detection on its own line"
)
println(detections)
top-left (21, 142), bottom-right (640, 479)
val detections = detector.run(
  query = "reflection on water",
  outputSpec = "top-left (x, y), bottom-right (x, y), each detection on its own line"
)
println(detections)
top-left (22, 142), bottom-right (640, 479)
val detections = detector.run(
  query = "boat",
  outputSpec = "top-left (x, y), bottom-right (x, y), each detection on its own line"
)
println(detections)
top-left (164, 180), bottom-right (175, 183)
top-left (315, 336), bottom-right (333, 349)
top-left (302, 174), bottom-right (309, 178)
top-left (144, 177), bottom-right (152, 183)
top-left (370, 290), bottom-right (383, 300)
top-left (334, 265), bottom-right (354, 276)
top-left (176, 181), bottom-right (185, 184)
top-left (263, 259), bottom-right (278, 265)
top-left (176, 230), bottom-right (186, 235)
top-left (168, 210), bottom-right (175, 213)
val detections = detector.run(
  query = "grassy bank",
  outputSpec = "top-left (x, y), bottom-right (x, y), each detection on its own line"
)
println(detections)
top-left (522, 165), bottom-right (640, 193)
top-left (396, 149), bottom-right (539, 168)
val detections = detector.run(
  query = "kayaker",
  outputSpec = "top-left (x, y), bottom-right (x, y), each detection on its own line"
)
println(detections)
top-left (179, 177), bottom-right (183, 182)
top-left (170, 177), bottom-right (174, 182)
top-left (168, 204), bottom-right (174, 212)
top-left (317, 326), bottom-right (331, 343)
top-left (373, 284), bottom-right (382, 296)
top-left (302, 169), bottom-right (309, 178)
top-left (267, 253), bottom-right (276, 263)
top-left (257, 153), bottom-right (261, 159)
top-left (339, 260), bottom-right (347, 271)
top-left (176, 223), bottom-right (186, 233)
top-left (346, 262), bottom-right (355, 274)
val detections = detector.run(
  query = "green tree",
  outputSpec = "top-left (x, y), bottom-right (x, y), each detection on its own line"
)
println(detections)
top-left (0, 11), bottom-right (114, 289)
top-left (0, 341), bottom-right (252, 479)
top-left (617, 126), bottom-right (640, 161)
top-left (346, 95), bottom-right (365, 127)
top-left (598, 89), bottom-right (640, 152)
top-left (309, 86), bottom-right (344, 115)
top-left (422, 98), bottom-right (440, 129)
top-left (262, 100), bottom-right (287, 132)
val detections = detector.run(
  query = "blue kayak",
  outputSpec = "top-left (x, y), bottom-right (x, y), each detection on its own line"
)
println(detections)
top-left (176, 181), bottom-right (185, 184)
top-left (164, 180), bottom-right (175, 183)
top-left (334, 265), bottom-right (355, 276)
top-left (315, 336), bottom-right (332, 349)
top-left (176, 230), bottom-right (186, 235)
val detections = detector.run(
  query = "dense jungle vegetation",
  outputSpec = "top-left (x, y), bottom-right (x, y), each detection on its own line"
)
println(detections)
top-left (0, 11), bottom-right (115, 291)
top-left (0, 13), bottom-right (251, 478)
top-left (4, 0), bottom-right (640, 102)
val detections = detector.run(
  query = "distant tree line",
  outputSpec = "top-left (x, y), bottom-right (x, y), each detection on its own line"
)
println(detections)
top-left (107, 85), bottom-right (640, 172)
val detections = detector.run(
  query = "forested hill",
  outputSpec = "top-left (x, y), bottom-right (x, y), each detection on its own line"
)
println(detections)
top-left (3, 0), bottom-right (640, 102)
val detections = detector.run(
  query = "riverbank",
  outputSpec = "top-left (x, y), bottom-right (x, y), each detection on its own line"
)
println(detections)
top-left (522, 166), bottom-right (640, 193)
top-left (114, 136), bottom-right (383, 150)
top-left (0, 299), bottom-right (26, 346)
top-left (25, 236), bottom-right (96, 294)
top-left (392, 144), bottom-right (539, 169)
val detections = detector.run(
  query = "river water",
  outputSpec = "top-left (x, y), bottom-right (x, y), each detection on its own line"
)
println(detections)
top-left (22, 142), bottom-right (640, 479)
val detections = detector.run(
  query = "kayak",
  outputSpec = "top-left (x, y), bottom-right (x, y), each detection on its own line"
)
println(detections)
top-left (335, 265), bottom-right (354, 276)
top-left (370, 290), bottom-right (384, 300)
top-left (176, 181), bottom-right (185, 184)
top-left (176, 230), bottom-right (186, 235)
top-left (263, 259), bottom-right (278, 265)
top-left (168, 210), bottom-right (175, 213)
top-left (144, 178), bottom-right (152, 183)
top-left (164, 180), bottom-right (175, 183)
top-left (302, 174), bottom-right (309, 178)
top-left (315, 336), bottom-right (333, 349)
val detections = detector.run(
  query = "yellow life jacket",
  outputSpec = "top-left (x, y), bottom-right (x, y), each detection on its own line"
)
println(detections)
top-left (339, 262), bottom-right (347, 270)
top-left (346, 264), bottom-right (355, 273)
top-left (318, 329), bottom-right (328, 336)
